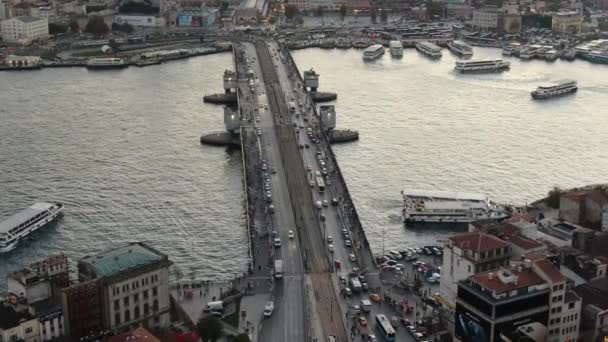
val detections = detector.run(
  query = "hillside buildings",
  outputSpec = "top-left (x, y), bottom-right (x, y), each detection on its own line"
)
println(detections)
top-left (552, 11), bottom-right (583, 33)
top-left (0, 16), bottom-right (48, 44)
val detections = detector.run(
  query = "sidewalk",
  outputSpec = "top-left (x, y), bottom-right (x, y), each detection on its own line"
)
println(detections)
top-left (238, 294), bottom-right (270, 342)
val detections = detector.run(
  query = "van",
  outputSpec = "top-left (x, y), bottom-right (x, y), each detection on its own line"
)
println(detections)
top-left (360, 299), bottom-right (372, 312)
top-left (203, 301), bottom-right (223, 313)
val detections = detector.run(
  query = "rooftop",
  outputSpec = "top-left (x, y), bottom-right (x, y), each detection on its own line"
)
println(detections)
top-left (107, 327), bottom-right (161, 342)
top-left (15, 16), bottom-right (44, 23)
top-left (574, 277), bottom-right (608, 310)
top-left (533, 258), bottom-right (565, 283)
top-left (507, 234), bottom-right (545, 250)
top-left (79, 242), bottom-right (165, 278)
top-left (586, 190), bottom-right (608, 205)
top-left (449, 232), bottom-right (509, 253)
top-left (0, 303), bottom-right (36, 329)
top-left (469, 266), bottom-right (545, 295)
top-left (0, 202), bottom-right (56, 234)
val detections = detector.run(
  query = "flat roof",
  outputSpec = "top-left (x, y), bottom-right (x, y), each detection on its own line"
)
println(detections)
top-left (469, 267), bottom-right (545, 294)
top-left (80, 242), bottom-right (164, 278)
top-left (0, 203), bottom-right (55, 234)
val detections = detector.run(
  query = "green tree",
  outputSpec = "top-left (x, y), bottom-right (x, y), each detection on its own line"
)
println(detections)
top-left (196, 316), bottom-right (223, 342)
top-left (546, 186), bottom-right (563, 209)
top-left (49, 23), bottom-right (69, 34)
top-left (84, 16), bottom-right (109, 36)
top-left (339, 4), bottom-right (347, 19)
top-left (233, 334), bottom-right (251, 342)
top-left (284, 4), bottom-right (298, 19)
top-left (380, 9), bottom-right (388, 22)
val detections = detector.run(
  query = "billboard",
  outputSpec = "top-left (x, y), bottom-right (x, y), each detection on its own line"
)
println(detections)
top-left (455, 304), bottom-right (491, 342)
top-left (178, 15), bottom-right (202, 27)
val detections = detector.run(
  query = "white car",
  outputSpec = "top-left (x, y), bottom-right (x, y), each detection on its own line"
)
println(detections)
top-left (274, 238), bottom-right (281, 248)
top-left (328, 244), bottom-right (334, 253)
top-left (322, 200), bottom-right (328, 207)
top-left (327, 236), bottom-right (333, 243)
top-left (288, 230), bottom-right (294, 239)
top-left (263, 301), bottom-right (274, 317)
top-left (349, 253), bottom-right (356, 262)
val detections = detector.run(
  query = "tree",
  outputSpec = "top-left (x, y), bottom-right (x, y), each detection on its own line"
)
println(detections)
top-left (69, 20), bottom-right (80, 33)
top-left (196, 316), bottom-right (223, 342)
top-left (84, 16), bottom-right (109, 36)
top-left (233, 334), bottom-right (251, 342)
top-left (49, 23), bottom-right (68, 35)
top-left (284, 4), bottom-right (298, 19)
top-left (339, 4), bottom-right (347, 19)
top-left (426, 2), bottom-right (444, 19)
top-left (315, 5), bottom-right (324, 17)
top-left (546, 186), bottom-right (563, 209)
top-left (380, 9), bottom-right (388, 23)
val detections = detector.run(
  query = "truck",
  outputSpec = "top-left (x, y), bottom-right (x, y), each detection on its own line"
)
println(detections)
top-left (350, 277), bottom-right (362, 293)
top-left (274, 260), bottom-right (283, 279)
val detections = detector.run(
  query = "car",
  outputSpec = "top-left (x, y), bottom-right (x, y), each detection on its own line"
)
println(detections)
top-left (322, 168), bottom-right (328, 175)
top-left (386, 260), bottom-right (397, 266)
top-left (350, 268), bottom-right (360, 276)
top-left (328, 244), bottom-right (334, 253)
top-left (344, 287), bottom-right (352, 296)
top-left (369, 293), bottom-right (381, 302)
top-left (351, 305), bottom-right (361, 315)
top-left (306, 165), bottom-right (311, 171)
top-left (341, 228), bottom-right (348, 235)
top-left (263, 301), bottom-right (274, 317)
top-left (271, 167), bottom-right (277, 174)
top-left (256, 129), bottom-right (262, 136)
top-left (255, 117), bottom-right (260, 122)
top-left (432, 272), bottom-right (441, 280)
top-left (273, 238), bottom-right (281, 247)
top-left (262, 163), bottom-right (267, 171)
top-left (413, 332), bottom-right (425, 341)
top-left (327, 236), bottom-right (333, 243)
top-left (345, 239), bottom-right (352, 247)
top-left (305, 143), bottom-right (310, 148)
top-left (349, 253), bottom-right (356, 262)
top-left (401, 318), bottom-right (411, 326)
top-left (406, 325), bottom-right (417, 334)
top-left (332, 198), bottom-right (339, 205)
top-left (367, 335), bottom-right (377, 342)
top-left (339, 273), bottom-right (347, 285)
top-left (322, 200), bottom-right (328, 207)
top-left (288, 230), bottom-right (294, 239)
top-left (358, 316), bottom-right (368, 327)
top-left (361, 282), bottom-right (369, 292)
top-left (326, 335), bottom-right (337, 342)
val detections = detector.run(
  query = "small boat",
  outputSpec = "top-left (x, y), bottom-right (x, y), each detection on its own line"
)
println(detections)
top-left (86, 57), bottom-right (128, 69)
top-left (531, 80), bottom-right (577, 100)
top-left (362, 44), bottom-right (385, 61)
top-left (135, 58), bottom-right (162, 67)
top-left (0, 203), bottom-right (64, 253)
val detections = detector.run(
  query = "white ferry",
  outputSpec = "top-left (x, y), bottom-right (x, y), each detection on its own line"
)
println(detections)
top-left (401, 190), bottom-right (509, 226)
top-left (502, 42), bottom-right (521, 56)
top-left (389, 40), bottom-right (404, 58)
top-left (363, 44), bottom-right (385, 61)
top-left (0, 203), bottom-right (64, 253)
top-left (454, 60), bottom-right (510, 73)
top-left (447, 40), bottom-right (473, 57)
top-left (86, 57), bottom-right (128, 69)
top-left (531, 80), bottom-right (577, 100)
top-left (519, 45), bottom-right (542, 60)
top-left (416, 42), bottom-right (442, 58)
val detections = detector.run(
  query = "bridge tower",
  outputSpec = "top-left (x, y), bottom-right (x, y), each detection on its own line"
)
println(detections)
top-left (303, 69), bottom-right (319, 93)
top-left (223, 70), bottom-right (237, 94)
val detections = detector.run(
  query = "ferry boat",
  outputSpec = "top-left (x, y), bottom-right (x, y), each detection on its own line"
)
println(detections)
top-left (416, 42), bottom-right (442, 59)
top-left (0, 203), bottom-right (64, 253)
top-left (401, 190), bottom-right (509, 227)
top-left (519, 45), bottom-right (541, 60)
top-left (502, 42), bottom-right (521, 56)
top-left (135, 58), bottom-right (162, 67)
top-left (447, 40), bottom-right (473, 57)
top-left (543, 49), bottom-right (560, 62)
top-left (362, 44), bottom-right (385, 61)
top-left (86, 57), bottom-right (128, 69)
top-left (583, 50), bottom-right (608, 64)
top-left (389, 40), bottom-right (404, 58)
top-left (531, 80), bottom-right (577, 100)
top-left (454, 60), bottom-right (510, 73)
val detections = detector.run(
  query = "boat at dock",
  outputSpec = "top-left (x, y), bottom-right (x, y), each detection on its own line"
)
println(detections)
top-left (416, 42), bottom-right (442, 59)
top-left (86, 57), bottom-right (128, 69)
top-left (401, 190), bottom-right (509, 226)
top-left (135, 58), bottom-right (162, 67)
top-left (447, 40), bottom-right (473, 58)
top-left (502, 42), bottom-right (521, 56)
top-left (454, 60), bottom-right (510, 73)
top-left (320, 39), bottom-right (336, 49)
top-left (389, 40), bottom-right (404, 58)
top-left (519, 45), bottom-right (543, 60)
top-left (352, 40), bottom-right (371, 49)
top-left (336, 39), bottom-right (352, 49)
top-left (531, 80), bottom-right (577, 100)
top-left (362, 44), bottom-right (385, 61)
top-left (543, 49), bottom-right (560, 62)
top-left (582, 50), bottom-right (608, 64)
top-left (0, 203), bottom-right (64, 253)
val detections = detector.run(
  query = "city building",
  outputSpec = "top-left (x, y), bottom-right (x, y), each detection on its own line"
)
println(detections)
top-left (233, 8), bottom-right (258, 24)
top-left (560, 189), bottom-right (608, 231)
top-left (0, 304), bottom-right (39, 342)
top-left (479, 222), bottom-right (547, 257)
top-left (574, 277), bottom-right (608, 341)
top-left (107, 327), bottom-right (161, 342)
top-left (0, 16), bottom-right (49, 44)
top-left (114, 15), bottom-right (166, 27)
top-left (454, 257), bottom-right (581, 342)
top-left (503, 14), bottom-right (522, 33)
top-left (440, 232), bottom-right (511, 308)
top-left (176, 7), bottom-right (219, 28)
top-left (65, 242), bottom-right (172, 336)
top-left (552, 11), bottom-right (583, 33)
top-left (30, 7), bottom-right (57, 23)
top-left (471, 6), bottom-right (504, 30)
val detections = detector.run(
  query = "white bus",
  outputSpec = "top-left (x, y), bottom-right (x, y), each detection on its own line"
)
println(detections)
top-left (315, 176), bottom-right (325, 193)
top-left (274, 260), bottom-right (283, 279)
top-left (375, 314), bottom-right (396, 342)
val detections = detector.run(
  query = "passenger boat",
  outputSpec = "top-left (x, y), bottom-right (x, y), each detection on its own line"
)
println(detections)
top-left (454, 60), bottom-right (510, 73)
top-left (447, 40), bottom-right (473, 57)
top-left (583, 50), bottom-right (608, 64)
top-left (401, 190), bottom-right (509, 226)
top-left (362, 44), bottom-right (385, 61)
top-left (519, 45), bottom-right (541, 60)
top-left (86, 57), bottom-right (128, 69)
top-left (0, 203), bottom-right (64, 253)
top-left (543, 49), bottom-right (560, 62)
top-left (502, 42), bottom-right (521, 56)
top-left (531, 80), bottom-right (577, 100)
top-left (389, 40), bottom-right (404, 58)
top-left (135, 58), bottom-right (161, 67)
top-left (415, 42), bottom-right (442, 59)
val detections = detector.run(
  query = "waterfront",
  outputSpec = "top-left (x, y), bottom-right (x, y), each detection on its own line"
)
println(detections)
top-left (1, 47), bottom-right (608, 289)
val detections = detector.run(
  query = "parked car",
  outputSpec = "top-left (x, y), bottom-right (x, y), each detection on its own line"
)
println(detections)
top-left (358, 316), bottom-right (368, 327)
top-left (369, 293), bottom-right (381, 302)
top-left (288, 230), bottom-right (294, 239)
top-left (263, 301), bottom-right (274, 317)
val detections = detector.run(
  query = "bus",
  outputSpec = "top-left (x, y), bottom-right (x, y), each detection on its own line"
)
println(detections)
top-left (274, 260), bottom-right (283, 279)
top-left (375, 314), bottom-right (396, 342)
top-left (315, 176), bottom-right (325, 193)
top-left (288, 102), bottom-right (296, 112)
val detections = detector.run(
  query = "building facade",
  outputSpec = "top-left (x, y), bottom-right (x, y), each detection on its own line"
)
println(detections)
top-left (0, 304), bottom-right (39, 342)
top-left (0, 16), bottom-right (49, 44)
top-left (440, 232), bottom-right (511, 308)
top-left (472, 6), bottom-right (504, 29)
top-left (552, 11), bottom-right (583, 33)
top-left (575, 278), bottom-right (608, 341)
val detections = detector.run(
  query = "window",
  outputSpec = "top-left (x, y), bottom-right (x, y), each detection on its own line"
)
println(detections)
top-left (154, 316), bottom-right (160, 324)
top-left (125, 309), bottom-right (131, 322)
top-left (124, 296), bottom-right (130, 306)
top-left (144, 290), bottom-right (149, 299)
top-left (468, 265), bottom-right (471, 273)
top-left (569, 302), bottom-right (575, 309)
top-left (10, 335), bottom-right (18, 341)
top-left (144, 303), bottom-right (150, 315)
top-left (134, 293), bottom-right (139, 302)
top-left (135, 306), bottom-right (140, 318)
top-left (153, 286), bottom-right (158, 297)
top-left (114, 299), bottom-right (120, 310)
top-left (25, 327), bottom-right (33, 334)
top-left (559, 284), bottom-right (564, 290)
top-left (115, 313), bottom-right (121, 325)
top-left (153, 299), bottom-right (159, 311)
top-left (553, 285), bottom-right (558, 291)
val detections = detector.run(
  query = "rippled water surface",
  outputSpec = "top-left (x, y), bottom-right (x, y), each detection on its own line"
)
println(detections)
top-left (1, 47), bottom-right (607, 288)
